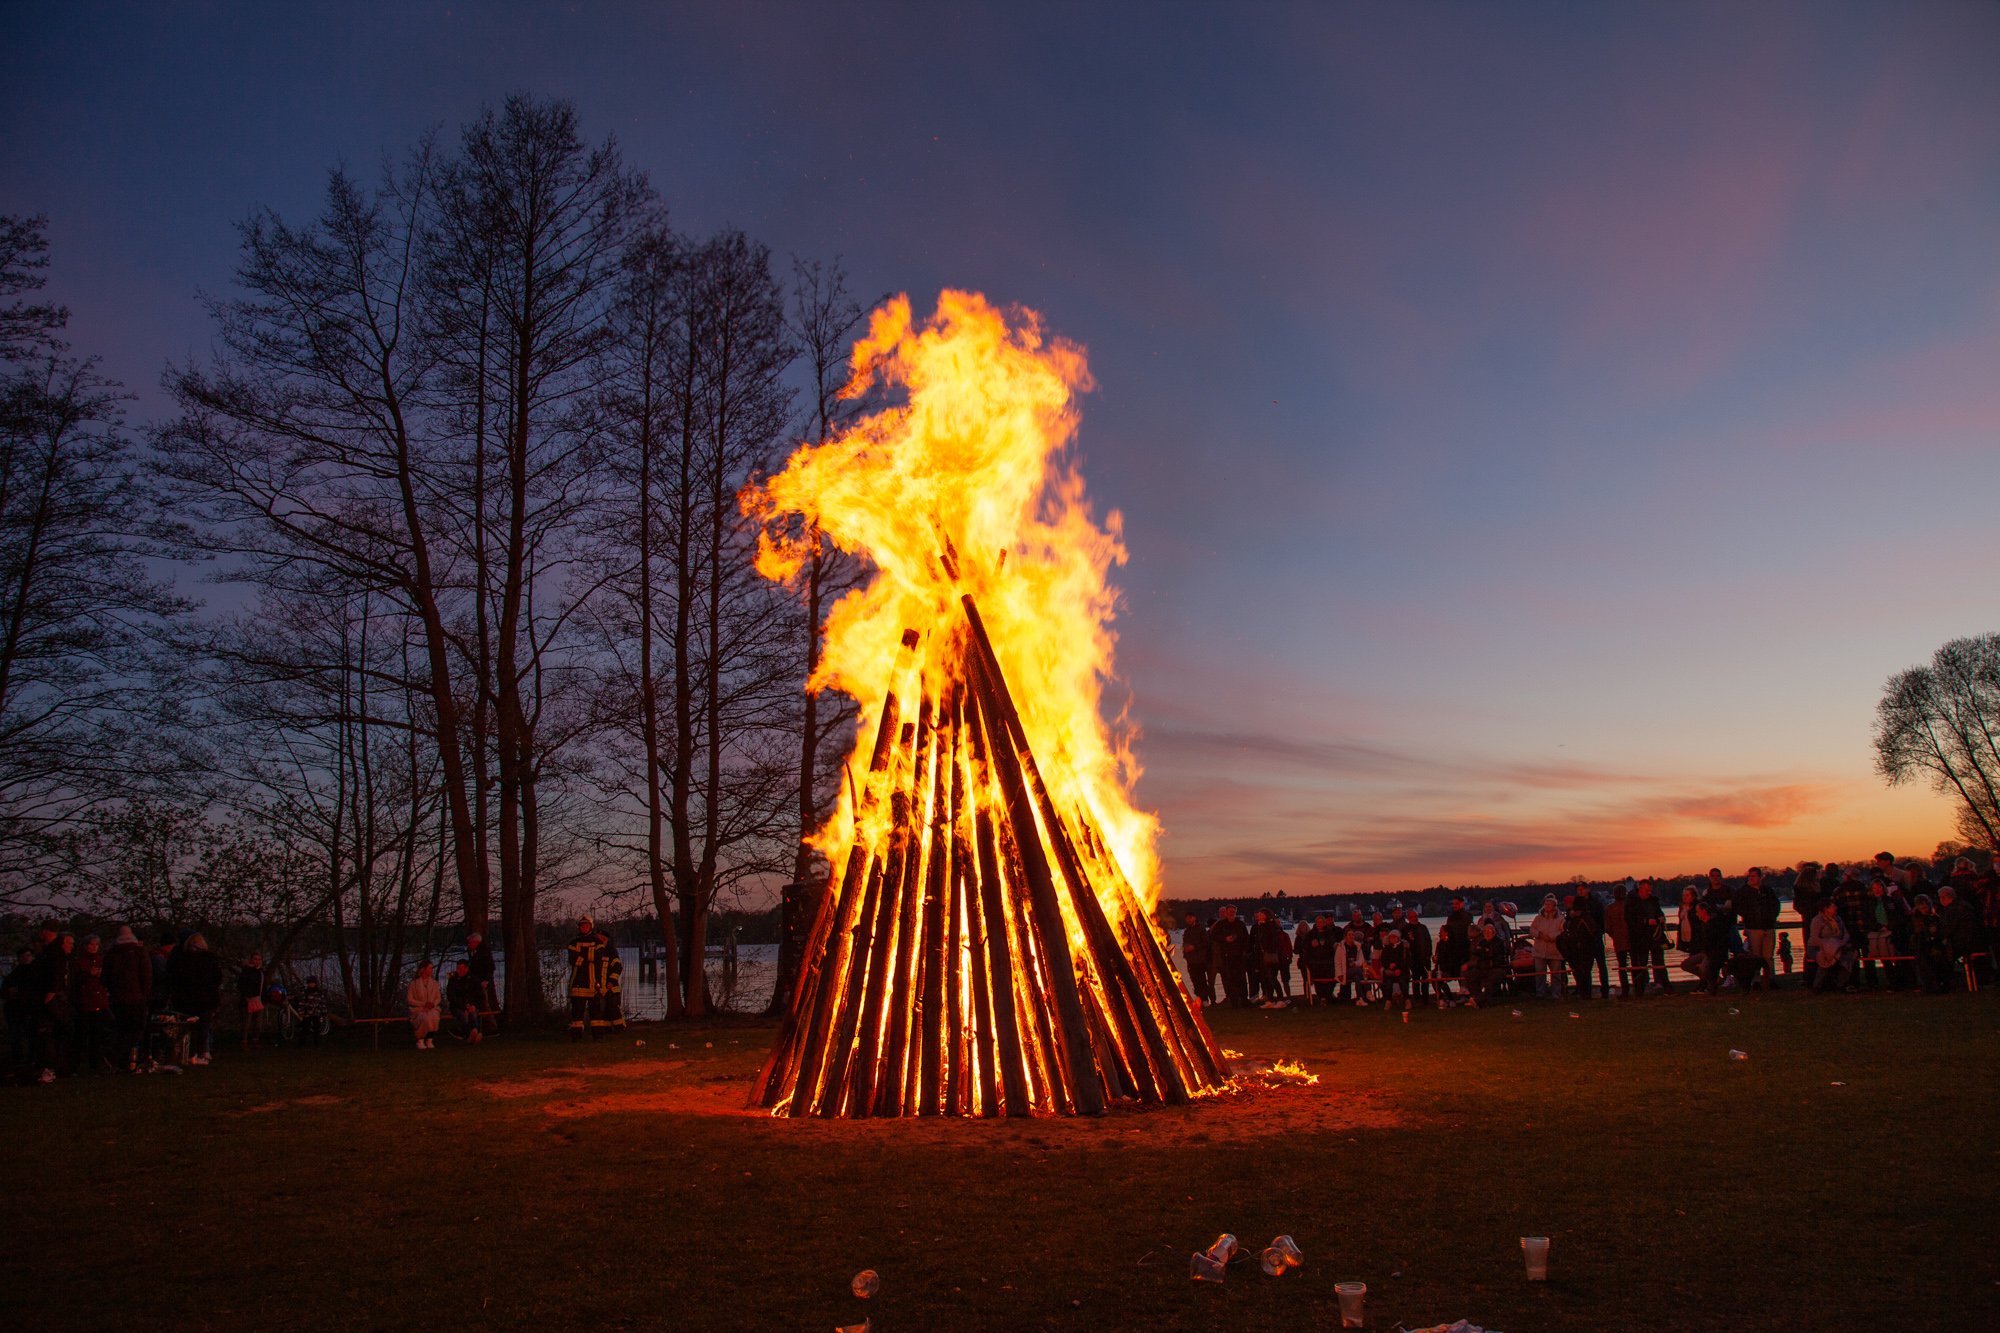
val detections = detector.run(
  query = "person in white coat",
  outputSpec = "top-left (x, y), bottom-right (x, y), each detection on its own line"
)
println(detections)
top-left (407, 962), bottom-right (442, 1050)
top-left (1529, 896), bottom-right (1566, 999)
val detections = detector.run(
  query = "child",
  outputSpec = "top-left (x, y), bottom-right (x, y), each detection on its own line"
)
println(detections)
top-left (1777, 933), bottom-right (1794, 975)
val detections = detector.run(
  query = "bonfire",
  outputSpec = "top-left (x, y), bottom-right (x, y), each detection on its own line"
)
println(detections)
top-left (748, 292), bottom-right (1225, 1117)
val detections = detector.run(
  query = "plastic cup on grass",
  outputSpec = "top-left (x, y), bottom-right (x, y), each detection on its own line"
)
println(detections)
top-left (1335, 1280), bottom-right (1366, 1326)
top-left (1521, 1235), bottom-right (1550, 1280)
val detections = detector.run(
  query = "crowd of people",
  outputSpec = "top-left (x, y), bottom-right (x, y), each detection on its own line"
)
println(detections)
top-left (1, 923), bottom-right (503, 1084)
top-left (1179, 853), bottom-right (2000, 1012)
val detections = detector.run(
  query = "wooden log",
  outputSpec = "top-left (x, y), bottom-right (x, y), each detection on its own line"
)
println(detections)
top-left (917, 683), bottom-right (954, 1116)
top-left (964, 685), bottom-right (1033, 1117)
top-left (877, 694), bottom-right (934, 1115)
top-left (848, 717), bottom-right (919, 1117)
top-left (815, 854), bottom-right (884, 1116)
top-left (961, 599), bottom-right (1105, 1115)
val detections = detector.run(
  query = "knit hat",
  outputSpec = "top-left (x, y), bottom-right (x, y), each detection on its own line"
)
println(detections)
top-left (114, 926), bottom-right (137, 945)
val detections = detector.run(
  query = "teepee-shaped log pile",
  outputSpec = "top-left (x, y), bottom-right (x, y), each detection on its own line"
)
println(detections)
top-left (754, 592), bottom-right (1226, 1117)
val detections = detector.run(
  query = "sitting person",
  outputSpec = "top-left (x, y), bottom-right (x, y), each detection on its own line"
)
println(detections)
top-left (1379, 929), bottom-right (1412, 1013)
top-left (1806, 901), bottom-right (1852, 993)
top-left (295, 977), bottom-right (330, 1048)
top-left (1909, 894), bottom-right (1952, 995)
top-left (445, 960), bottom-right (483, 1043)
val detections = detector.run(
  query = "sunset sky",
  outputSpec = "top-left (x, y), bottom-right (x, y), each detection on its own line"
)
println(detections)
top-left (6, 3), bottom-right (1998, 896)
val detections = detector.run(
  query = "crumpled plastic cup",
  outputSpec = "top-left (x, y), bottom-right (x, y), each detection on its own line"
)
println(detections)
top-left (1728, 1049), bottom-right (1748, 1060)
top-left (1205, 1234), bottom-right (1238, 1262)
top-left (850, 1270), bottom-right (880, 1298)
top-left (1260, 1247), bottom-right (1287, 1276)
top-left (1522, 1235), bottom-right (1550, 1280)
top-left (1190, 1250), bottom-right (1226, 1283)
top-left (836, 1322), bottom-right (870, 1333)
top-left (1270, 1234), bottom-right (1304, 1267)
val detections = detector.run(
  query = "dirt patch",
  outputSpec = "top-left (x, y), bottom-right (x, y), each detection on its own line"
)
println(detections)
top-left (229, 1094), bottom-right (347, 1117)
top-left (552, 1059), bottom-right (687, 1080)
top-left (478, 1077), bottom-right (587, 1098)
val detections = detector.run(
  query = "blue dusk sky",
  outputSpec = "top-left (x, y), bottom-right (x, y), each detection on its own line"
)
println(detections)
top-left (5, 2), bottom-right (1998, 894)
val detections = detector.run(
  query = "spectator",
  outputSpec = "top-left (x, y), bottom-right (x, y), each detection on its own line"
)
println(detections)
top-left (1463, 922), bottom-right (1509, 1009)
top-left (1301, 914), bottom-right (1340, 1005)
top-left (36, 930), bottom-right (76, 1078)
top-left (1435, 896), bottom-right (1472, 1000)
top-left (1834, 866), bottom-right (1872, 962)
top-left (1529, 896), bottom-right (1565, 999)
top-left (1180, 914), bottom-right (1213, 1003)
top-left (1578, 887), bottom-right (1611, 998)
top-left (1210, 907), bottom-right (1251, 1008)
top-left (1475, 901), bottom-right (1511, 944)
top-left (465, 931), bottom-right (498, 1032)
top-left (1675, 886), bottom-right (1701, 962)
top-left (237, 952), bottom-right (266, 1051)
top-left (1938, 884), bottom-right (1982, 989)
top-left (149, 931), bottom-right (173, 1015)
top-left (1704, 868), bottom-right (1742, 957)
top-left (1778, 933), bottom-right (1794, 975)
top-left (72, 935), bottom-right (113, 1074)
top-left (1910, 895), bottom-right (1951, 995)
top-left (1605, 884), bottom-right (1631, 998)
top-left (408, 961), bottom-right (442, 1050)
top-left (1380, 929), bottom-right (1412, 1013)
top-left (1559, 896), bottom-right (1598, 999)
top-left (1683, 903), bottom-right (1734, 994)
top-left (1791, 864), bottom-right (1823, 988)
top-left (1807, 901), bottom-right (1851, 993)
top-left (178, 936), bottom-right (224, 1066)
top-left (1738, 867), bottom-right (1779, 991)
top-left (104, 927), bottom-right (150, 1072)
top-left (1628, 880), bottom-right (1671, 996)
top-left (295, 978), bottom-right (329, 1048)
top-left (1401, 907), bottom-right (1434, 1004)
top-left (1873, 851), bottom-right (1910, 891)
top-left (4, 946), bottom-right (36, 1077)
top-left (446, 961), bottom-right (482, 1043)
top-left (1856, 879), bottom-right (1903, 991)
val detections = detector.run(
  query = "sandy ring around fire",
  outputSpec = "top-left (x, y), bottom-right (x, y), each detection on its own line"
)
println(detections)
top-left (524, 1077), bottom-right (1401, 1143)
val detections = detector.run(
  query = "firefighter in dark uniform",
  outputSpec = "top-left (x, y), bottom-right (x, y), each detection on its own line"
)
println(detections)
top-left (566, 916), bottom-right (601, 1042)
top-left (596, 929), bottom-right (624, 1032)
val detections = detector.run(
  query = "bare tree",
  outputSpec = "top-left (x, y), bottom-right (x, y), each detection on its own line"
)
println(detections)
top-left (1876, 633), bottom-right (2000, 851)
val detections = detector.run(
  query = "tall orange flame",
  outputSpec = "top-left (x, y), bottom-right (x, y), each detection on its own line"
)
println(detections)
top-left (750, 290), bottom-right (1160, 906)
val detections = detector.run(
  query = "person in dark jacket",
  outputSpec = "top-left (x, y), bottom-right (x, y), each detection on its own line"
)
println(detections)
top-left (1558, 898), bottom-right (1599, 999)
top-left (72, 935), bottom-right (113, 1073)
top-left (4, 946), bottom-right (37, 1075)
top-left (1737, 867), bottom-right (1779, 990)
top-left (565, 917), bottom-right (603, 1042)
top-left (104, 926), bottom-right (151, 1071)
top-left (1210, 906), bottom-right (1251, 1008)
top-left (1909, 895), bottom-right (1951, 994)
top-left (1180, 914), bottom-right (1213, 1003)
top-left (236, 952), bottom-right (267, 1050)
top-left (1790, 865), bottom-right (1823, 989)
top-left (1684, 904), bottom-right (1738, 995)
top-left (1380, 930), bottom-right (1413, 1012)
top-left (33, 930), bottom-right (76, 1078)
top-left (1625, 880), bottom-right (1670, 996)
top-left (465, 931), bottom-right (499, 1032)
top-left (1250, 911), bottom-right (1287, 1006)
top-left (1300, 914), bottom-right (1341, 1004)
top-left (1937, 885), bottom-right (1982, 988)
top-left (1434, 896), bottom-right (1472, 1001)
top-left (1833, 867), bottom-right (1872, 962)
top-left (1399, 907), bottom-right (1434, 1003)
top-left (177, 935), bottom-right (224, 1065)
top-left (1463, 922), bottom-right (1510, 1008)
top-left (295, 978), bottom-right (329, 1048)
top-left (445, 961), bottom-right (482, 1042)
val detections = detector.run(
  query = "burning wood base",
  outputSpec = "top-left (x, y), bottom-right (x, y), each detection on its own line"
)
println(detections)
top-left (754, 591), bottom-right (1226, 1117)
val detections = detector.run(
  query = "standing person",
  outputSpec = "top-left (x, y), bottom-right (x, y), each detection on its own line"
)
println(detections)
top-left (1791, 865), bottom-right (1823, 989)
top-left (1463, 922), bottom-right (1509, 1008)
top-left (1737, 868), bottom-right (1778, 991)
top-left (1180, 914), bottom-right (1213, 1003)
top-left (1560, 896), bottom-right (1601, 999)
top-left (178, 935), bottom-right (223, 1066)
top-left (236, 952), bottom-right (267, 1051)
top-left (72, 935), bottom-right (114, 1074)
top-left (465, 931), bottom-right (498, 1032)
top-left (1627, 880), bottom-right (1671, 996)
top-left (1872, 852), bottom-right (1910, 892)
top-left (5, 946), bottom-right (39, 1077)
top-left (566, 916), bottom-right (604, 1041)
top-left (1476, 901), bottom-right (1511, 944)
top-left (1605, 885), bottom-right (1631, 997)
top-left (1937, 885), bottom-right (1982, 989)
top-left (407, 962), bottom-right (442, 1050)
top-left (1675, 886), bottom-right (1702, 960)
top-left (598, 930), bottom-right (626, 1031)
top-left (445, 961), bottom-right (482, 1043)
top-left (1434, 896), bottom-right (1472, 1002)
top-left (295, 978), bottom-right (329, 1048)
top-left (1834, 865), bottom-right (1872, 964)
top-left (1251, 910), bottom-right (1287, 1007)
top-left (1529, 896), bottom-right (1565, 999)
top-left (1301, 914), bottom-right (1340, 1005)
top-left (1210, 906), bottom-right (1251, 1009)
top-left (1402, 907), bottom-right (1434, 1004)
top-left (1703, 868), bottom-right (1742, 959)
top-left (1909, 895), bottom-right (1951, 994)
top-left (104, 927), bottom-right (150, 1072)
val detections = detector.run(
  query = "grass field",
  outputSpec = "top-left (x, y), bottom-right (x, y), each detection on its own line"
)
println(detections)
top-left (8, 987), bottom-right (1996, 1332)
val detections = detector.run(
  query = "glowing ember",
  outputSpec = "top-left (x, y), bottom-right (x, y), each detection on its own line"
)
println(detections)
top-left (747, 291), bottom-right (1223, 1118)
